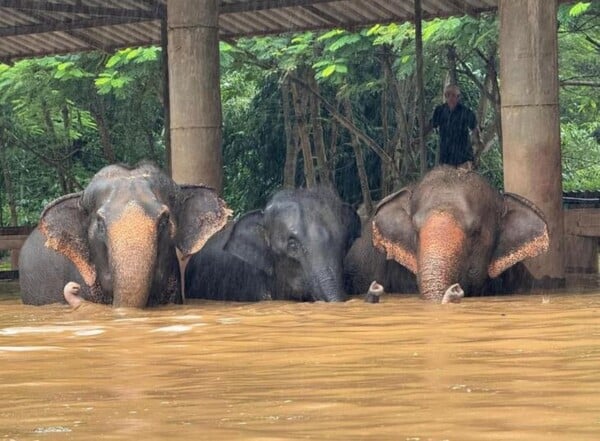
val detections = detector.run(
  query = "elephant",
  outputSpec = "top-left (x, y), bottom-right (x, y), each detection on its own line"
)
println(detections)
top-left (344, 166), bottom-right (549, 302)
top-left (19, 163), bottom-right (230, 307)
top-left (185, 187), bottom-right (361, 302)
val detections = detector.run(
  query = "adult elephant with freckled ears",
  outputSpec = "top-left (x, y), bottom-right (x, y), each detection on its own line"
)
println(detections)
top-left (185, 187), bottom-right (361, 302)
top-left (19, 163), bottom-right (230, 308)
top-left (345, 166), bottom-right (550, 302)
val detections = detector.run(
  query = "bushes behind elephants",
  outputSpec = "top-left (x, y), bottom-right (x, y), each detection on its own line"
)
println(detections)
top-left (19, 162), bottom-right (230, 308)
top-left (185, 187), bottom-right (361, 302)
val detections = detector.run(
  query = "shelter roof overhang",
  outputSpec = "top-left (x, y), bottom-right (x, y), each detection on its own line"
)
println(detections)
top-left (0, 0), bottom-right (573, 61)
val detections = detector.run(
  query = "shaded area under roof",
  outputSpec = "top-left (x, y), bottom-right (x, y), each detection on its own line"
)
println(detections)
top-left (0, 0), bottom-right (574, 61)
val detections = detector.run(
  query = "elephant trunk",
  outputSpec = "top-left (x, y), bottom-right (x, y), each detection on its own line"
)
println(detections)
top-left (312, 261), bottom-right (347, 302)
top-left (108, 204), bottom-right (158, 308)
top-left (417, 212), bottom-right (466, 302)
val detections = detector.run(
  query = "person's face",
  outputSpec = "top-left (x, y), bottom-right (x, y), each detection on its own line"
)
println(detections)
top-left (445, 89), bottom-right (460, 110)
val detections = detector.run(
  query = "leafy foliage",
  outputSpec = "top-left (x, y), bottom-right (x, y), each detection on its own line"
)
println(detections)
top-left (0, 49), bottom-right (165, 225)
top-left (0, 4), bottom-right (598, 230)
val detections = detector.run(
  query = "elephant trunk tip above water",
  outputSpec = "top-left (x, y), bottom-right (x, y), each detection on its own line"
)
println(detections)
top-left (352, 166), bottom-right (550, 302)
top-left (19, 162), bottom-right (231, 308)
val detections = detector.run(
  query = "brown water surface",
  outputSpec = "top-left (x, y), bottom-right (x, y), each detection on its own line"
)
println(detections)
top-left (1, 281), bottom-right (599, 440)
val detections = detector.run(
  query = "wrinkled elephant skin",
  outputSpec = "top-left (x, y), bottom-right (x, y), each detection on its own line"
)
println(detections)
top-left (185, 187), bottom-right (361, 302)
top-left (19, 163), bottom-right (230, 308)
top-left (346, 166), bottom-right (549, 302)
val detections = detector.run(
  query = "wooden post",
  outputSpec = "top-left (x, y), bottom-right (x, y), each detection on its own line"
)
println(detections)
top-left (167, 0), bottom-right (223, 192)
top-left (160, 14), bottom-right (171, 176)
top-left (414, 0), bottom-right (427, 176)
top-left (499, 0), bottom-right (565, 284)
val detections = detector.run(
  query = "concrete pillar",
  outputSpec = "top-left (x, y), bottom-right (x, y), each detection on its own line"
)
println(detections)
top-left (167, 0), bottom-right (222, 193)
top-left (499, 0), bottom-right (565, 283)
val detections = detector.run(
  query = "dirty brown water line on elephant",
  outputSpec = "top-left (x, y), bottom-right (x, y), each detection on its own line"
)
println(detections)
top-left (1, 281), bottom-right (599, 440)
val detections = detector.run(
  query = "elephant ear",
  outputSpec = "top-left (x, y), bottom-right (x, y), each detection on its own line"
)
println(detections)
top-left (371, 187), bottom-right (418, 274)
top-left (176, 185), bottom-right (232, 259)
top-left (488, 193), bottom-right (550, 278)
top-left (38, 192), bottom-right (97, 286)
top-left (223, 210), bottom-right (274, 277)
top-left (341, 203), bottom-right (362, 251)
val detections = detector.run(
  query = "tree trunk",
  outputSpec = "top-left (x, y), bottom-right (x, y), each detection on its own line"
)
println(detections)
top-left (445, 45), bottom-right (458, 87)
top-left (343, 97), bottom-right (373, 217)
top-left (491, 58), bottom-right (503, 151)
top-left (291, 76), bottom-right (316, 188)
top-left (461, 50), bottom-right (502, 164)
top-left (328, 119), bottom-right (338, 177)
top-left (308, 71), bottom-right (330, 185)
top-left (41, 98), bottom-right (56, 139)
top-left (381, 53), bottom-right (414, 185)
top-left (380, 48), bottom-right (392, 197)
top-left (146, 128), bottom-right (157, 159)
top-left (40, 99), bottom-right (69, 193)
top-left (281, 77), bottom-right (298, 188)
top-left (91, 97), bottom-right (116, 164)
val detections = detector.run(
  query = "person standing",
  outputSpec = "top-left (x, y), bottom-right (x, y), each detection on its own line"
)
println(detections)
top-left (429, 84), bottom-right (480, 168)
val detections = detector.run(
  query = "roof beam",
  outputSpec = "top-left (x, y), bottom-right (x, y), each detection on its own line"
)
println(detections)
top-left (221, 0), bottom-right (339, 14)
top-left (0, 15), bottom-right (156, 38)
top-left (0, 0), bottom-right (162, 19)
top-left (22, 8), bottom-right (112, 51)
top-left (444, 0), bottom-right (479, 17)
top-left (300, 5), bottom-right (340, 26)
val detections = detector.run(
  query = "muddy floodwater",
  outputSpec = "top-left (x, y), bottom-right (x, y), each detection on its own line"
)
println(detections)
top-left (1, 281), bottom-right (599, 440)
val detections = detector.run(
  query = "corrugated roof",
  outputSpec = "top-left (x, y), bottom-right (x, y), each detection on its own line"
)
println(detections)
top-left (0, 0), bottom-right (573, 60)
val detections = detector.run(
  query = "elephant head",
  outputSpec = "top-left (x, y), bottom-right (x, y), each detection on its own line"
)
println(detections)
top-left (223, 187), bottom-right (361, 302)
top-left (38, 163), bottom-right (230, 307)
top-left (372, 166), bottom-right (549, 301)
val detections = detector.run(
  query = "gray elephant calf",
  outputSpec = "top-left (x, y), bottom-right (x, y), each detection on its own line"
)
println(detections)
top-left (345, 166), bottom-right (549, 302)
top-left (19, 163), bottom-right (230, 308)
top-left (185, 187), bottom-right (361, 302)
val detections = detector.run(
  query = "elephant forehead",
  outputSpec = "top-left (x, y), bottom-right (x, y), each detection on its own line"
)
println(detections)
top-left (419, 212), bottom-right (466, 254)
top-left (269, 216), bottom-right (334, 249)
top-left (304, 222), bottom-right (332, 242)
top-left (107, 202), bottom-right (159, 249)
top-left (414, 188), bottom-right (498, 228)
top-left (98, 182), bottom-right (167, 215)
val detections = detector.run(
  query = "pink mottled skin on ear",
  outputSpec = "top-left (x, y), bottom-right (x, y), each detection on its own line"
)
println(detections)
top-left (372, 221), bottom-right (417, 274)
top-left (488, 226), bottom-right (550, 278)
top-left (39, 220), bottom-right (97, 286)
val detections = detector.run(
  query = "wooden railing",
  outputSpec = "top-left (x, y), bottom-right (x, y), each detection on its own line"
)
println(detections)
top-left (0, 226), bottom-right (35, 280)
top-left (0, 226), bottom-right (35, 251)
top-left (563, 194), bottom-right (599, 276)
top-left (564, 208), bottom-right (600, 238)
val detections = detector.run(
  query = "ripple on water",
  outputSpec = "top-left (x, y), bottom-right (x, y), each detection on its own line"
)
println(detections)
top-left (33, 426), bottom-right (72, 433)
top-left (216, 317), bottom-right (241, 325)
top-left (0, 346), bottom-right (63, 352)
top-left (150, 324), bottom-right (196, 333)
top-left (1, 290), bottom-right (599, 440)
top-left (0, 325), bottom-right (105, 336)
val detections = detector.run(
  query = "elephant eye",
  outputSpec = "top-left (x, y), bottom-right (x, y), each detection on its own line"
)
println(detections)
top-left (467, 223), bottom-right (482, 237)
top-left (158, 212), bottom-right (170, 231)
top-left (287, 237), bottom-right (301, 255)
top-left (96, 215), bottom-right (106, 236)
